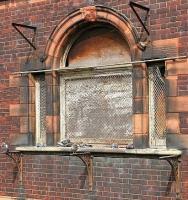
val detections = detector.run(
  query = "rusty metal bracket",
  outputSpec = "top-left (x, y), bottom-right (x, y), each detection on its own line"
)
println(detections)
top-left (129, 1), bottom-right (150, 36)
top-left (167, 158), bottom-right (181, 200)
top-left (12, 23), bottom-right (37, 50)
top-left (76, 153), bottom-right (93, 191)
top-left (160, 155), bottom-right (181, 200)
top-left (6, 152), bottom-right (23, 184)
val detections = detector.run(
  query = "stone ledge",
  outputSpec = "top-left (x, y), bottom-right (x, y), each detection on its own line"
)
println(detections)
top-left (16, 146), bottom-right (182, 156)
top-left (0, 196), bottom-right (36, 200)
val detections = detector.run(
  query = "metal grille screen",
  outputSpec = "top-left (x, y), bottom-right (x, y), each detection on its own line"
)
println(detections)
top-left (40, 76), bottom-right (47, 141)
top-left (35, 75), bottom-right (46, 145)
top-left (63, 71), bottom-right (133, 144)
top-left (149, 66), bottom-right (166, 147)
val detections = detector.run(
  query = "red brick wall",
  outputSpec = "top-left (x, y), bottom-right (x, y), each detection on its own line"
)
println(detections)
top-left (178, 75), bottom-right (188, 133)
top-left (0, 0), bottom-right (188, 199)
top-left (0, 155), bottom-right (180, 200)
top-left (1, 154), bottom-right (188, 200)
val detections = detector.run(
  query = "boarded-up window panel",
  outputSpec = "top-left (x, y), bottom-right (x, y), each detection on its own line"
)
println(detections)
top-left (61, 71), bottom-right (133, 144)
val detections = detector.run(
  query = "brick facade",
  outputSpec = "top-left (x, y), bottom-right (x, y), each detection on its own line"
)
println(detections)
top-left (0, 0), bottom-right (188, 199)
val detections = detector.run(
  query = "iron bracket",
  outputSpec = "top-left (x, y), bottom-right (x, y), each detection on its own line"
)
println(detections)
top-left (129, 1), bottom-right (150, 36)
top-left (75, 153), bottom-right (93, 191)
top-left (167, 158), bottom-right (181, 200)
top-left (160, 156), bottom-right (181, 200)
top-left (6, 152), bottom-right (23, 184)
top-left (12, 23), bottom-right (37, 50)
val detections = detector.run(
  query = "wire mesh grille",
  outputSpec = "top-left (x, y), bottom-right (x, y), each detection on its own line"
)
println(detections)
top-left (36, 75), bottom-right (46, 145)
top-left (148, 66), bottom-right (166, 147)
top-left (40, 76), bottom-right (47, 142)
top-left (63, 71), bottom-right (133, 144)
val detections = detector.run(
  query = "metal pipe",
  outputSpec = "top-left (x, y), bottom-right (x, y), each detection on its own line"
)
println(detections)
top-left (13, 55), bottom-right (187, 75)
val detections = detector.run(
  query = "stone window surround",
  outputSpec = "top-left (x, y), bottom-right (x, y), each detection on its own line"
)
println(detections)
top-left (18, 6), bottom-right (168, 149)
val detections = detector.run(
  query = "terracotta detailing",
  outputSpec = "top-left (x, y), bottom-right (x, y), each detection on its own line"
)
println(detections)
top-left (80, 6), bottom-right (97, 22)
top-left (166, 113), bottom-right (180, 134)
top-left (166, 58), bottom-right (188, 76)
top-left (145, 38), bottom-right (179, 58)
top-left (133, 114), bottom-right (148, 134)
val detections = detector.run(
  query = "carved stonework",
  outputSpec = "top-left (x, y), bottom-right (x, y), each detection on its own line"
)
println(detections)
top-left (80, 6), bottom-right (97, 22)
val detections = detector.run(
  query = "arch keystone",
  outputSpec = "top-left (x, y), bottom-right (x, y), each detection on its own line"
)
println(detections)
top-left (80, 6), bottom-right (97, 22)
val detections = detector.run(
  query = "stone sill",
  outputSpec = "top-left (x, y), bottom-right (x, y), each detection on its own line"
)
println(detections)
top-left (15, 146), bottom-right (182, 156)
top-left (0, 196), bottom-right (35, 200)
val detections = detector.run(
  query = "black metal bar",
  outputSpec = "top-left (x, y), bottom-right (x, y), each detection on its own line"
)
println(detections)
top-left (12, 23), bottom-right (37, 31)
top-left (130, 1), bottom-right (149, 11)
top-left (129, 1), bottom-right (150, 36)
top-left (12, 23), bottom-right (37, 50)
top-left (6, 151), bottom-right (21, 166)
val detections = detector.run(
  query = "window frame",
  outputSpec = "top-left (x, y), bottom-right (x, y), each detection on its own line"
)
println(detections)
top-left (33, 63), bottom-right (168, 148)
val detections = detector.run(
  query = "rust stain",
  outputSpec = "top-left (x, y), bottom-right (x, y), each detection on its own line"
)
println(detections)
top-left (67, 27), bottom-right (131, 67)
top-left (80, 6), bottom-right (97, 22)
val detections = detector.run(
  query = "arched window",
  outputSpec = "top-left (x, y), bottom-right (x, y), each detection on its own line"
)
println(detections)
top-left (59, 24), bottom-right (133, 145)
top-left (32, 6), bottom-right (155, 148)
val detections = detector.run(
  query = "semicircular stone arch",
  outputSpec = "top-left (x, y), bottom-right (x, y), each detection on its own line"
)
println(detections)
top-left (45, 5), bottom-right (142, 69)
top-left (43, 6), bottom-right (148, 146)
